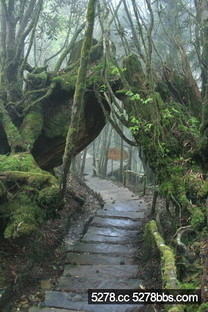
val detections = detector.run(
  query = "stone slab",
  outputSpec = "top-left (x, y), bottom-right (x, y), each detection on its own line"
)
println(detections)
top-left (96, 209), bottom-right (142, 220)
top-left (65, 253), bottom-right (134, 265)
top-left (66, 242), bottom-right (137, 255)
top-left (104, 202), bottom-right (146, 213)
top-left (91, 217), bottom-right (141, 230)
top-left (45, 291), bottom-right (142, 311)
top-left (62, 265), bottom-right (139, 279)
top-left (82, 233), bottom-right (138, 244)
top-left (29, 308), bottom-right (81, 312)
top-left (57, 275), bottom-right (142, 291)
top-left (86, 226), bottom-right (139, 238)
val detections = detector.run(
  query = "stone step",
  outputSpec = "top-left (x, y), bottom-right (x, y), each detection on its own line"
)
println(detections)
top-left (65, 253), bottom-right (134, 265)
top-left (103, 199), bottom-right (147, 216)
top-left (29, 308), bottom-right (80, 312)
top-left (56, 276), bottom-right (142, 291)
top-left (91, 216), bottom-right (141, 230)
top-left (45, 291), bottom-right (143, 311)
top-left (65, 242), bottom-right (137, 255)
top-left (28, 176), bottom-right (146, 312)
top-left (96, 209), bottom-right (143, 220)
top-left (103, 202), bottom-right (144, 212)
top-left (86, 226), bottom-right (139, 238)
top-left (82, 233), bottom-right (138, 244)
top-left (62, 265), bottom-right (139, 279)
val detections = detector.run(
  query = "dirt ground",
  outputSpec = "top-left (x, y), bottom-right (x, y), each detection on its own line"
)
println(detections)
top-left (0, 175), bottom-right (162, 312)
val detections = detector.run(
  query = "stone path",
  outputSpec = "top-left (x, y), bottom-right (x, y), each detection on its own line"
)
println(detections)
top-left (29, 177), bottom-right (146, 312)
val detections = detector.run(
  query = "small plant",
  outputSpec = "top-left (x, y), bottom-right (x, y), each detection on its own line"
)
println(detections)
top-left (110, 65), bottom-right (126, 75)
top-left (99, 84), bottom-right (107, 93)
top-left (125, 90), bottom-right (153, 104)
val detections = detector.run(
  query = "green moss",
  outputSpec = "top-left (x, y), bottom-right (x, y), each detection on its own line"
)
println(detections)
top-left (53, 71), bottom-right (77, 92)
top-left (197, 303), bottom-right (208, 312)
top-left (0, 152), bottom-right (61, 239)
top-left (44, 105), bottom-right (69, 139)
top-left (0, 153), bottom-right (42, 173)
top-left (20, 105), bottom-right (43, 148)
top-left (190, 207), bottom-right (205, 230)
top-left (27, 70), bottom-right (49, 88)
top-left (180, 282), bottom-right (199, 289)
top-left (0, 101), bottom-right (25, 152)
top-left (1, 192), bottom-right (45, 238)
top-left (167, 307), bottom-right (184, 312)
top-left (38, 186), bottom-right (62, 211)
top-left (123, 54), bottom-right (144, 87)
top-left (28, 173), bottom-right (56, 188)
top-left (144, 220), bottom-right (180, 289)
top-left (197, 180), bottom-right (208, 198)
top-left (1, 177), bottom-right (60, 238)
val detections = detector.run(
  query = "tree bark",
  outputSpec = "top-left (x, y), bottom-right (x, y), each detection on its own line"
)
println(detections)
top-left (60, 0), bottom-right (97, 195)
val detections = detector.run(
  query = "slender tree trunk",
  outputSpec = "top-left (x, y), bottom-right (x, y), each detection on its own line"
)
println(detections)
top-left (119, 124), bottom-right (124, 182)
top-left (60, 0), bottom-right (97, 195)
top-left (80, 148), bottom-right (88, 175)
top-left (92, 141), bottom-right (97, 176)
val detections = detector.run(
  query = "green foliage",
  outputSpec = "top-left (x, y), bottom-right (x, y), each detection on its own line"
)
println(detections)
top-left (190, 207), bottom-right (205, 230)
top-left (129, 115), bottom-right (153, 135)
top-left (99, 84), bottom-right (107, 93)
top-left (125, 90), bottom-right (153, 104)
top-left (110, 65), bottom-right (126, 75)
top-left (196, 303), bottom-right (208, 312)
top-left (180, 282), bottom-right (199, 289)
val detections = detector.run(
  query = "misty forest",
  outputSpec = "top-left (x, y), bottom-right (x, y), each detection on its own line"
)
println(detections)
top-left (0, 0), bottom-right (207, 311)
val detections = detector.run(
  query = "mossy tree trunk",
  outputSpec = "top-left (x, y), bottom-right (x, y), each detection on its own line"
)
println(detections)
top-left (0, 0), bottom-right (109, 239)
top-left (144, 221), bottom-right (184, 312)
top-left (60, 0), bottom-right (98, 195)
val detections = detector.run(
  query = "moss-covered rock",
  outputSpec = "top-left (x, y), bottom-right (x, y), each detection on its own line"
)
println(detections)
top-left (2, 193), bottom-right (45, 239)
top-left (0, 153), bottom-right (61, 239)
top-left (38, 185), bottom-right (63, 213)
top-left (20, 105), bottom-right (43, 149)
top-left (0, 152), bottom-right (42, 172)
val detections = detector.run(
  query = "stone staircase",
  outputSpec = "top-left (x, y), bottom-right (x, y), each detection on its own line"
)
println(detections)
top-left (29, 177), bottom-right (146, 312)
